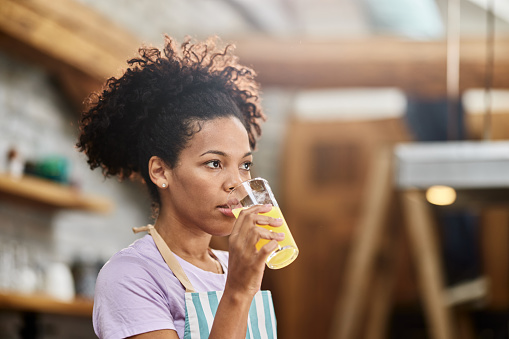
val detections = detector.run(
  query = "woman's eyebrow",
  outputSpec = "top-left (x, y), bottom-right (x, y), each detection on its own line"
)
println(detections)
top-left (200, 150), bottom-right (226, 157)
top-left (199, 150), bottom-right (252, 158)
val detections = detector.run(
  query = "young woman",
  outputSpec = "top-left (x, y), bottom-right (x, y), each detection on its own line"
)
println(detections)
top-left (77, 36), bottom-right (284, 339)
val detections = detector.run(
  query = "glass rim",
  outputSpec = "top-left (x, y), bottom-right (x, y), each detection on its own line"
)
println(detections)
top-left (228, 177), bottom-right (268, 195)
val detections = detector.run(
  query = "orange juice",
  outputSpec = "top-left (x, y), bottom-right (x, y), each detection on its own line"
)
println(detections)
top-left (232, 206), bottom-right (299, 269)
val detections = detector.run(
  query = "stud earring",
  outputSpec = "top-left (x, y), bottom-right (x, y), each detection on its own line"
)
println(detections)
top-left (161, 183), bottom-right (167, 188)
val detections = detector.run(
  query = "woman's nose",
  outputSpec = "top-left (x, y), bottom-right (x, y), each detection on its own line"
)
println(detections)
top-left (225, 173), bottom-right (242, 192)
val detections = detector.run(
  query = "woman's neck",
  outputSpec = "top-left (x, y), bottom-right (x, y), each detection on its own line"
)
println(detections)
top-left (155, 216), bottom-right (211, 256)
top-left (154, 209), bottom-right (221, 273)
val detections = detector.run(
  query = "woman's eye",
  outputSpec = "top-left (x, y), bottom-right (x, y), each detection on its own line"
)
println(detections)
top-left (206, 160), bottom-right (221, 169)
top-left (241, 162), bottom-right (252, 171)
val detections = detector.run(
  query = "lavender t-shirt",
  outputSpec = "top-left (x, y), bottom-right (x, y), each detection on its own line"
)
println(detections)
top-left (93, 235), bottom-right (229, 339)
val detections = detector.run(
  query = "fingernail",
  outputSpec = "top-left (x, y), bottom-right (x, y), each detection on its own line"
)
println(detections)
top-left (275, 218), bottom-right (283, 222)
top-left (278, 232), bottom-right (285, 238)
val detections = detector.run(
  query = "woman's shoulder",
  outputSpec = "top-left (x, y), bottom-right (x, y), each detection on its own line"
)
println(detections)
top-left (102, 235), bottom-right (156, 266)
top-left (95, 234), bottom-right (186, 303)
top-left (97, 235), bottom-right (168, 286)
top-left (93, 235), bottom-right (185, 339)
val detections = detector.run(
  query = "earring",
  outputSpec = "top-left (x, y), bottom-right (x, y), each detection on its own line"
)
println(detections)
top-left (161, 183), bottom-right (167, 188)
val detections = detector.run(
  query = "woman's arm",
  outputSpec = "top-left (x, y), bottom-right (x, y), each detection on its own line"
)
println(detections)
top-left (208, 204), bottom-right (283, 338)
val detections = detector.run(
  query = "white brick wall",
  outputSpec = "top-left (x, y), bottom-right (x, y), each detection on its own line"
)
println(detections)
top-left (0, 51), bottom-right (150, 292)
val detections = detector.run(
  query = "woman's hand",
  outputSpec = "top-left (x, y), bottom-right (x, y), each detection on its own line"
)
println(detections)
top-left (225, 204), bottom-right (284, 297)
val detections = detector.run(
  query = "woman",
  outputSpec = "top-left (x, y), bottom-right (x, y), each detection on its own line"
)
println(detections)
top-left (77, 35), bottom-right (284, 339)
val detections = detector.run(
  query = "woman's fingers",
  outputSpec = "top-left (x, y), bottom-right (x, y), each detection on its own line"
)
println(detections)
top-left (258, 240), bottom-right (279, 257)
top-left (257, 228), bottom-right (285, 242)
top-left (230, 204), bottom-right (271, 235)
top-left (254, 216), bottom-right (283, 227)
top-left (242, 204), bottom-right (272, 215)
top-left (230, 204), bottom-right (284, 261)
top-left (226, 205), bottom-right (286, 293)
top-left (235, 205), bottom-right (282, 228)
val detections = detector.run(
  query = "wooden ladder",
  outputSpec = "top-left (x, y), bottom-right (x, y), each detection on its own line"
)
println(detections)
top-left (329, 145), bottom-right (482, 339)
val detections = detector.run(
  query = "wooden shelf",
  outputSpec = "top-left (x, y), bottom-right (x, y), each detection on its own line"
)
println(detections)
top-left (0, 173), bottom-right (113, 213)
top-left (0, 290), bottom-right (93, 317)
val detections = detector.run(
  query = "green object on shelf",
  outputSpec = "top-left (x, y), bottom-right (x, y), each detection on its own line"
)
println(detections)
top-left (26, 156), bottom-right (70, 184)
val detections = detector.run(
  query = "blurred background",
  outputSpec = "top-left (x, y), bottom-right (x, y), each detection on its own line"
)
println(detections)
top-left (0, 0), bottom-right (508, 338)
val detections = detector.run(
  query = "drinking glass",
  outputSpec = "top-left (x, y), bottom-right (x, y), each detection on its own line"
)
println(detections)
top-left (227, 178), bottom-right (298, 269)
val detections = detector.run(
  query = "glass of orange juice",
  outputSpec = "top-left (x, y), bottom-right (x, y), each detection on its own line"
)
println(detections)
top-left (227, 178), bottom-right (298, 269)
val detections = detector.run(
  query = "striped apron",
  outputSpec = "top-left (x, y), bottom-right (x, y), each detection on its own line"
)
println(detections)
top-left (133, 225), bottom-right (278, 339)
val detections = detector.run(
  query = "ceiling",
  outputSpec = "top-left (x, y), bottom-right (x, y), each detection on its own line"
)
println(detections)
top-left (74, 0), bottom-right (509, 45)
top-left (1, 0), bottom-right (508, 111)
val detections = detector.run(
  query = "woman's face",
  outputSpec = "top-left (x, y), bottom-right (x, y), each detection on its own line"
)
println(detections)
top-left (164, 116), bottom-right (253, 236)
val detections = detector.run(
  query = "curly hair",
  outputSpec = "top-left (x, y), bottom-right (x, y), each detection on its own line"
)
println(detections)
top-left (76, 35), bottom-right (266, 209)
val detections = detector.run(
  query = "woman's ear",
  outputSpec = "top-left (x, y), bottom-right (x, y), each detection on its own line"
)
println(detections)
top-left (148, 156), bottom-right (170, 189)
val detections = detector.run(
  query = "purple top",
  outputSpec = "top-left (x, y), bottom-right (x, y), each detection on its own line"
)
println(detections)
top-left (93, 235), bottom-right (229, 339)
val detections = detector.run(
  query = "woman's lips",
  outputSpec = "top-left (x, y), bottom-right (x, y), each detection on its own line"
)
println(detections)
top-left (217, 205), bottom-right (235, 218)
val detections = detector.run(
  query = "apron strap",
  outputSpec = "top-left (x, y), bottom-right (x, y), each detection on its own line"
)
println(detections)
top-left (133, 224), bottom-right (196, 293)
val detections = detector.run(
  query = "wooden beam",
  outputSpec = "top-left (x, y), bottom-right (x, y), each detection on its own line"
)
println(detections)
top-left (0, 0), bottom-right (140, 109)
top-left (0, 30), bottom-right (98, 111)
top-left (329, 146), bottom-right (394, 339)
top-left (401, 190), bottom-right (456, 339)
top-left (235, 37), bottom-right (509, 97)
top-left (0, 0), bottom-right (139, 81)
